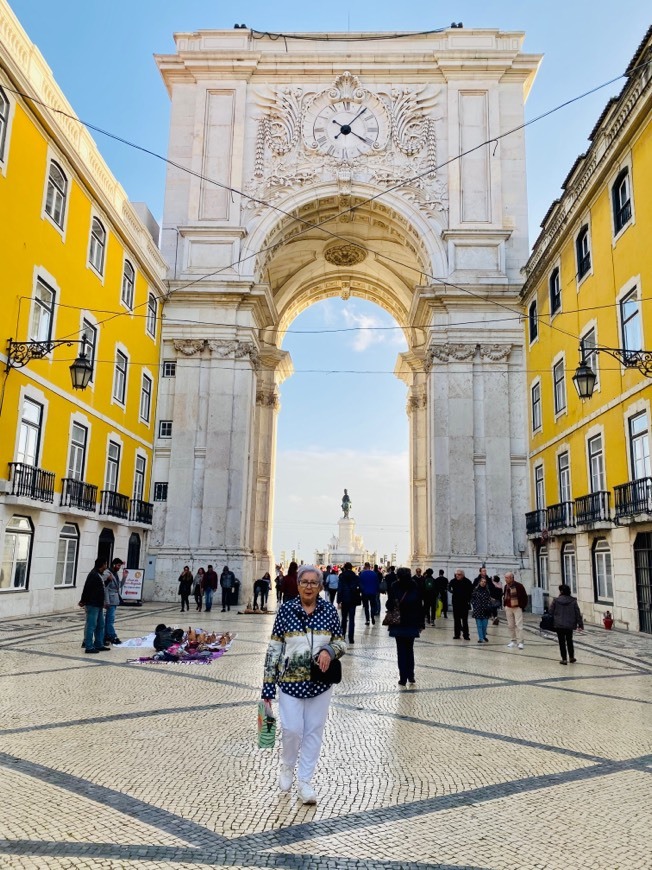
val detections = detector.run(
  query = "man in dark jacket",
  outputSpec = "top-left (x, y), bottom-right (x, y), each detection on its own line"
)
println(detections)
top-left (359, 562), bottom-right (380, 625)
top-left (220, 565), bottom-right (236, 612)
top-left (80, 558), bottom-right (110, 654)
top-left (336, 562), bottom-right (361, 644)
top-left (448, 569), bottom-right (473, 640)
top-left (503, 572), bottom-right (528, 649)
top-left (202, 565), bottom-right (218, 612)
top-left (435, 569), bottom-right (449, 618)
top-left (549, 583), bottom-right (584, 664)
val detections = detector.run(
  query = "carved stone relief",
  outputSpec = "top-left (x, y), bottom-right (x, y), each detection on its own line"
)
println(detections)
top-left (323, 243), bottom-right (367, 266)
top-left (173, 339), bottom-right (207, 356)
top-left (480, 344), bottom-right (512, 362)
top-left (256, 388), bottom-right (280, 409)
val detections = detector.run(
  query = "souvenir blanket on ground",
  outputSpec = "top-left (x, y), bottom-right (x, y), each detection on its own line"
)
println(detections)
top-left (128, 629), bottom-right (236, 665)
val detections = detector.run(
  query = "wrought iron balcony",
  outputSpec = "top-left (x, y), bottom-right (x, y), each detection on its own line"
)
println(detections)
top-left (129, 498), bottom-right (153, 525)
top-left (526, 509), bottom-right (547, 535)
top-left (99, 489), bottom-right (129, 519)
top-left (547, 501), bottom-right (576, 531)
top-left (614, 477), bottom-right (652, 519)
top-left (575, 491), bottom-right (611, 526)
top-left (8, 462), bottom-right (55, 503)
top-left (61, 478), bottom-right (98, 512)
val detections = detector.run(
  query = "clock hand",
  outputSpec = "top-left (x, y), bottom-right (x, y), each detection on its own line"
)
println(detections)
top-left (349, 130), bottom-right (373, 145)
top-left (348, 107), bottom-right (367, 125)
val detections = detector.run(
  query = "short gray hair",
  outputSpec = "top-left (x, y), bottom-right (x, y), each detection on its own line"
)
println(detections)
top-left (297, 564), bottom-right (323, 586)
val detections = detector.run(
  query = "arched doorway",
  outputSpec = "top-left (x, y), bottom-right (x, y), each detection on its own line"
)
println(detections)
top-left (127, 532), bottom-right (141, 569)
top-left (97, 528), bottom-right (114, 567)
top-left (634, 532), bottom-right (652, 633)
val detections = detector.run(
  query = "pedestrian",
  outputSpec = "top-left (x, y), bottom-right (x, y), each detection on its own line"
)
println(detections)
top-left (435, 569), bottom-right (449, 619)
top-left (79, 558), bottom-right (111, 654)
top-left (490, 574), bottom-right (503, 624)
top-left (503, 572), bottom-right (528, 650)
top-left (449, 568), bottom-right (473, 640)
top-left (548, 583), bottom-right (584, 664)
top-left (275, 565), bottom-right (283, 604)
top-left (178, 566), bottom-right (193, 612)
top-left (261, 564), bottom-right (346, 805)
top-left (325, 567), bottom-right (338, 604)
top-left (358, 561), bottom-right (380, 625)
top-left (422, 568), bottom-right (438, 625)
top-left (193, 567), bottom-right (204, 611)
top-left (220, 565), bottom-right (236, 611)
top-left (202, 564), bottom-right (218, 612)
top-left (336, 562), bottom-right (361, 644)
top-left (280, 561), bottom-right (299, 603)
top-left (470, 575), bottom-right (494, 643)
top-left (103, 557), bottom-right (124, 644)
top-left (385, 566), bottom-right (424, 686)
top-left (253, 571), bottom-right (271, 610)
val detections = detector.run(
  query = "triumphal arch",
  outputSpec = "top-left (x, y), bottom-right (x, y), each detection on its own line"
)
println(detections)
top-left (151, 27), bottom-right (541, 598)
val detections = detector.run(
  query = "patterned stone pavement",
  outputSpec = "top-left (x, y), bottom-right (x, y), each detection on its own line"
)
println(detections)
top-left (0, 601), bottom-right (650, 870)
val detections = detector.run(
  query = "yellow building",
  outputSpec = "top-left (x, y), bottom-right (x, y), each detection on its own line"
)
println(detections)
top-left (0, 0), bottom-right (167, 617)
top-left (521, 27), bottom-right (652, 633)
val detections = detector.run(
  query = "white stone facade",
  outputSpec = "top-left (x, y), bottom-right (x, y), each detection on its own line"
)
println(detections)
top-left (152, 28), bottom-right (541, 600)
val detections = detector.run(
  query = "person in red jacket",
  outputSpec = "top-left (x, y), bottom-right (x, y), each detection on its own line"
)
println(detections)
top-left (503, 572), bottom-right (528, 650)
top-left (280, 561), bottom-right (299, 602)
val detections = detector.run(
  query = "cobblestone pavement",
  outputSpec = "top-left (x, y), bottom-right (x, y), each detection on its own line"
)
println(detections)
top-left (0, 602), bottom-right (650, 870)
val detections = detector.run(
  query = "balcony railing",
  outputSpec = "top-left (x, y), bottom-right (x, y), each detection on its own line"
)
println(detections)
top-left (99, 489), bottom-right (129, 519)
top-left (614, 477), bottom-right (652, 519)
top-left (61, 478), bottom-right (98, 512)
top-left (129, 498), bottom-right (153, 525)
top-left (577, 252), bottom-right (591, 279)
top-left (547, 501), bottom-right (576, 531)
top-left (526, 509), bottom-right (547, 535)
top-left (8, 462), bottom-right (55, 503)
top-left (575, 491), bottom-right (611, 526)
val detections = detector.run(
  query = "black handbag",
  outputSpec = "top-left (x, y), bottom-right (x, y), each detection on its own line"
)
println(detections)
top-left (310, 656), bottom-right (342, 684)
top-left (382, 592), bottom-right (406, 626)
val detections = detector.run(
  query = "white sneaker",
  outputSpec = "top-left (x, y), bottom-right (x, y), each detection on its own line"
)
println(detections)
top-left (517, 642), bottom-right (524, 650)
top-left (278, 765), bottom-right (293, 792)
top-left (297, 780), bottom-right (317, 804)
top-left (507, 641), bottom-right (515, 648)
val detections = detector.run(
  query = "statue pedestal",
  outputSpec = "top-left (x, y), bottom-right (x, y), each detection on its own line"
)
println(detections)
top-left (329, 517), bottom-right (364, 566)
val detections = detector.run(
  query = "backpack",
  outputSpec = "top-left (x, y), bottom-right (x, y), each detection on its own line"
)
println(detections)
top-left (424, 576), bottom-right (434, 591)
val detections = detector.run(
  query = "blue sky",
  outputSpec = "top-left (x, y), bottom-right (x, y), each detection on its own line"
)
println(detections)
top-left (9, 0), bottom-right (651, 565)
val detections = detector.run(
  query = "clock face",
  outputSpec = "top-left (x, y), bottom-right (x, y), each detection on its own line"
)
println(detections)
top-left (311, 101), bottom-right (384, 159)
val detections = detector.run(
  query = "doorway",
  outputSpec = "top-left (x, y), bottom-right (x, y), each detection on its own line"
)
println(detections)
top-left (634, 532), bottom-right (652, 633)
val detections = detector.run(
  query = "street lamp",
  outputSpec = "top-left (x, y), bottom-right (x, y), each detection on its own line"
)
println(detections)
top-left (573, 345), bottom-right (652, 400)
top-left (6, 337), bottom-right (93, 390)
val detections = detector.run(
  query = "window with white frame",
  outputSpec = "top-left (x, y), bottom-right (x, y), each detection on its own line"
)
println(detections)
top-left (581, 327), bottom-right (599, 387)
top-left (537, 544), bottom-right (549, 591)
top-left (549, 268), bottom-right (561, 315)
top-left (54, 523), bottom-right (79, 587)
top-left (82, 319), bottom-right (97, 383)
top-left (0, 516), bottom-right (33, 591)
top-left (558, 451), bottom-right (571, 503)
top-left (44, 161), bottom-right (67, 228)
top-left (113, 350), bottom-right (128, 404)
top-left (159, 420), bottom-right (172, 438)
top-left (121, 260), bottom-right (135, 309)
top-left (146, 293), bottom-right (157, 337)
top-left (105, 441), bottom-right (120, 492)
top-left (531, 381), bottom-right (542, 432)
top-left (612, 168), bottom-right (632, 234)
top-left (67, 422), bottom-right (88, 481)
top-left (553, 359), bottom-right (567, 414)
top-left (588, 434), bottom-right (605, 492)
top-left (562, 542), bottom-right (577, 595)
top-left (593, 538), bottom-right (613, 601)
top-left (528, 299), bottom-right (538, 342)
top-left (140, 373), bottom-right (152, 423)
top-left (153, 482), bottom-right (168, 501)
top-left (17, 398), bottom-right (43, 466)
top-left (534, 464), bottom-right (545, 511)
top-left (0, 87), bottom-right (9, 161)
top-left (620, 288), bottom-right (642, 358)
top-left (629, 412), bottom-right (651, 480)
top-left (133, 455), bottom-right (146, 502)
top-left (162, 361), bottom-right (176, 378)
top-left (576, 225), bottom-right (591, 279)
top-left (88, 217), bottom-right (106, 274)
top-left (29, 278), bottom-right (55, 343)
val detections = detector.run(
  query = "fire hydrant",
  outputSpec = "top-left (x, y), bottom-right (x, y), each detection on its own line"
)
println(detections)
top-left (603, 610), bottom-right (614, 630)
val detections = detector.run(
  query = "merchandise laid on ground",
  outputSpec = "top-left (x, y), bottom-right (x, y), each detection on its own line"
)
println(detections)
top-left (0, 602), bottom-right (650, 870)
top-left (127, 626), bottom-right (236, 665)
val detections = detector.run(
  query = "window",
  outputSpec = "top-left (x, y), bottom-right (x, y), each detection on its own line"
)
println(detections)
top-left (537, 544), bottom-right (549, 591)
top-left (0, 516), bottom-right (33, 591)
top-left (162, 361), bottom-right (176, 378)
top-left (121, 260), bottom-right (135, 309)
top-left (82, 319), bottom-right (97, 383)
top-left (531, 381), bottom-right (541, 432)
top-left (146, 293), bottom-right (157, 338)
top-left (593, 538), bottom-right (613, 600)
top-left (576, 225), bottom-right (591, 280)
top-left (17, 398), bottom-right (43, 466)
top-left (29, 278), bottom-right (55, 343)
top-left (558, 451), bottom-right (571, 503)
top-left (581, 328), bottom-right (599, 388)
top-left (105, 441), bottom-right (121, 492)
top-left (55, 523), bottom-right (79, 587)
top-left (528, 299), bottom-right (538, 342)
top-left (44, 161), bottom-right (67, 228)
top-left (612, 168), bottom-right (632, 234)
top-left (562, 543), bottom-right (577, 595)
top-left (534, 464), bottom-right (545, 511)
top-left (127, 532), bottom-right (141, 569)
top-left (549, 268), bottom-right (561, 315)
top-left (553, 359), bottom-right (567, 414)
top-left (159, 420), bottom-right (172, 438)
top-left (88, 217), bottom-right (106, 274)
top-left (140, 373), bottom-right (152, 423)
top-left (0, 87), bottom-right (9, 161)
top-left (620, 289), bottom-right (642, 357)
top-left (153, 482), bottom-right (168, 501)
top-left (629, 412), bottom-right (651, 480)
top-left (588, 434), bottom-right (605, 492)
top-left (113, 350), bottom-right (128, 404)
top-left (67, 423), bottom-right (88, 480)
top-left (133, 455), bottom-right (146, 502)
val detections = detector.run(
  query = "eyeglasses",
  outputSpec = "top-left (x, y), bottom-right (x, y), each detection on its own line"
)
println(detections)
top-left (299, 580), bottom-right (319, 587)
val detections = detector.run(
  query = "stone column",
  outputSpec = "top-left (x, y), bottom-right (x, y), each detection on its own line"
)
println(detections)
top-left (406, 382), bottom-right (429, 565)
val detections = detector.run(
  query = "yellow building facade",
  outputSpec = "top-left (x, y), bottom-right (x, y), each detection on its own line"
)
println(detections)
top-left (521, 27), bottom-right (652, 633)
top-left (0, 0), bottom-right (167, 617)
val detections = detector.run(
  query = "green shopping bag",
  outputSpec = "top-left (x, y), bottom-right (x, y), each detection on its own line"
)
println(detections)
top-left (435, 598), bottom-right (443, 619)
top-left (257, 700), bottom-right (276, 749)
